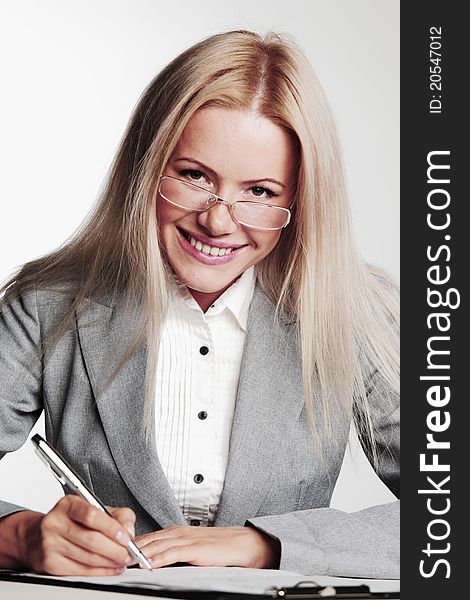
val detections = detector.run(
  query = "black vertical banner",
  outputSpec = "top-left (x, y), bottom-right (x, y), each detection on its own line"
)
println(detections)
top-left (401, 3), bottom-right (466, 598)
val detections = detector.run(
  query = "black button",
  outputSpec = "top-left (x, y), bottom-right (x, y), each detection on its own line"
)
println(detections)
top-left (198, 411), bottom-right (208, 420)
top-left (199, 346), bottom-right (209, 355)
top-left (193, 473), bottom-right (204, 484)
top-left (190, 519), bottom-right (201, 526)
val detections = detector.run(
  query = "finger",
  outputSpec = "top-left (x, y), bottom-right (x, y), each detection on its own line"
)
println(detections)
top-left (59, 534), bottom-right (133, 569)
top-left (41, 504), bottom-right (126, 566)
top-left (50, 501), bottom-right (130, 566)
top-left (107, 506), bottom-right (136, 538)
top-left (137, 536), bottom-right (194, 559)
top-left (67, 563), bottom-right (127, 576)
top-left (37, 528), bottom-right (128, 576)
top-left (135, 525), bottom-right (189, 546)
top-left (150, 543), bottom-right (201, 568)
top-left (59, 518), bottom-right (131, 566)
top-left (41, 553), bottom-right (127, 577)
top-left (65, 497), bottom-right (132, 547)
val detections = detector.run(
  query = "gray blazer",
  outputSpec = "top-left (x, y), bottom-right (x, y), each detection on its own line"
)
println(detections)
top-left (0, 285), bottom-right (399, 578)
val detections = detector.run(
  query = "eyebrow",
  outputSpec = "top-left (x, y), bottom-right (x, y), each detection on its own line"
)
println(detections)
top-left (173, 157), bottom-right (286, 189)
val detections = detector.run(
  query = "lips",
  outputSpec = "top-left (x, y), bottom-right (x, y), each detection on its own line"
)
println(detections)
top-left (180, 227), bottom-right (245, 247)
top-left (176, 227), bottom-right (247, 264)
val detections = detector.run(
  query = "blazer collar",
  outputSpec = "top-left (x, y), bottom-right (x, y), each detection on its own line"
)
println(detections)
top-left (213, 285), bottom-right (305, 525)
top-left (76, 297), bottom-right (186, 528)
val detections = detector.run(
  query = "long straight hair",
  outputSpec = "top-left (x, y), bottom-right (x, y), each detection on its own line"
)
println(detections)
top-left (1, 31), bottom-right (399, 459)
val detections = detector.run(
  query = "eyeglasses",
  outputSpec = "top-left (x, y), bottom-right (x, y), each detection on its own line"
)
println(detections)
top-left (158, 175), bottom-right (292, 231)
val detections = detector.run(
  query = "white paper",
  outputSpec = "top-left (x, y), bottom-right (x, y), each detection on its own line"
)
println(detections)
top-left (31, 566), bottom-right (400, 595)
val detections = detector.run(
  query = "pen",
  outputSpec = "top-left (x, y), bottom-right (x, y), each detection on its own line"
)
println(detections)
top-left (31, 433), bottom-right (152, 571)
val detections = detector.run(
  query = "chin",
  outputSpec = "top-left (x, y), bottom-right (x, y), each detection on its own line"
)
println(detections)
top-left (185, 279), bottom-right (232, 294)
top-left (175, 269), bottom-right (236, 294)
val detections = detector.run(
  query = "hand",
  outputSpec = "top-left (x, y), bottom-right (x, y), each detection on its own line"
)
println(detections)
top-left (134, 524), bottom-right (281, 569)
top-left (12, 496), bottom-right (136, 575)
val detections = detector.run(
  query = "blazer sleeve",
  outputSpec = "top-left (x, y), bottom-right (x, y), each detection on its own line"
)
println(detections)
top-left (0, 290), bottom-right (44, 519)
top-left (245, 369), bottom-right (400, 580)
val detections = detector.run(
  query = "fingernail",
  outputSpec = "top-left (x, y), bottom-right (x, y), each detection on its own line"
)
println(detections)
top-left (116, 530), bottom-right (131, 546)
top-left (125, 555), bottom-right (134, 565)
top-left (126, 523), bottom-right (135, 538)
top-left (116, 567), bottom-right (126, 575)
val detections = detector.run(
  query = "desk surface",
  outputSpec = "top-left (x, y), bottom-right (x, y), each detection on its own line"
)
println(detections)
top-left (0, 580), bottom-right (187, 600)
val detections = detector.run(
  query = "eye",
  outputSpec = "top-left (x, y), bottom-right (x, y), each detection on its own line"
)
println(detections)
top-left (178, 169), bottom-right (210, 184)
top-left (247, 186), bottom-right (277, 200)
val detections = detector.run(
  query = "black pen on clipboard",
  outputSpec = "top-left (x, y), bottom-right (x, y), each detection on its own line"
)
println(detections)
top-left (31, 434), bottom-right (152, 571)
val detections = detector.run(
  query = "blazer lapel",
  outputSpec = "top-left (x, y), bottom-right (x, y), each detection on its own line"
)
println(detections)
top-left (76, 297), bottom-right (186, 528)
top-left (214, 286), bottom-right (305, 526)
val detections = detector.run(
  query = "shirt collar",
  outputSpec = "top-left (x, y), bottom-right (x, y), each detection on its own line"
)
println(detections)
top-left (168, 267), bottom-right (256, 332)
top-left (206, 266), bottom-right (255, 331)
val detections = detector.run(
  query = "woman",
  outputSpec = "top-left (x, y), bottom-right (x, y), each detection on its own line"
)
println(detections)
top-left (0, 30), bottom-right (399, 578)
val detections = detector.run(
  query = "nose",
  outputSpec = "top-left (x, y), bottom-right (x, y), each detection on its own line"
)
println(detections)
top-left (196, 199), bottom-right (239, 236)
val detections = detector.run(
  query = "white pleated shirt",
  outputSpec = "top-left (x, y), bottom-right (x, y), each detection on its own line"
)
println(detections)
top-left (154, 267), bottom-right (255, 526)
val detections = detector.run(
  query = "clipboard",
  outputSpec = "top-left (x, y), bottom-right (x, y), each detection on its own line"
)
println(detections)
top-left (0, 571), bottom-right (400, 599)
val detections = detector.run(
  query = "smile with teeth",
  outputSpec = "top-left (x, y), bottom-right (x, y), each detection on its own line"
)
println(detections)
top-left (182, 230), bottom-right (238, 257)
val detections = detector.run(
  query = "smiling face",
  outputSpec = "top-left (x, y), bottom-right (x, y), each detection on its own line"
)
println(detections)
top-left (157, 106), bottom-right (297, 310)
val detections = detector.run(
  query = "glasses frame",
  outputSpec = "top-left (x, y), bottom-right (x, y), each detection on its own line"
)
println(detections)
top-left (158, 175), bottom-right (292, 231)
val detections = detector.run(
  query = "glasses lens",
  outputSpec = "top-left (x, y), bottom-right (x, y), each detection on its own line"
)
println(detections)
top-left (234, 202), bottom-right (289, 229)
top-left (159, 177), bottom-right (290, 230)
top-left (159, 178), bottom-right (213, 210)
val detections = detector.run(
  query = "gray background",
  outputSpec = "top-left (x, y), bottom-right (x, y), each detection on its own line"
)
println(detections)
top-left (0, 1), bottom-right (399, 513)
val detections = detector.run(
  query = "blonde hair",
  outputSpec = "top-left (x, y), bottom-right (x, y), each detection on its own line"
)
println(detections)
top-left (1, 30), bottom-right (399, 460)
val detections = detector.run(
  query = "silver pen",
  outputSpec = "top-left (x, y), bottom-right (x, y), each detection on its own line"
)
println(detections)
top-left (31, 433), bottom-right (152, 570)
